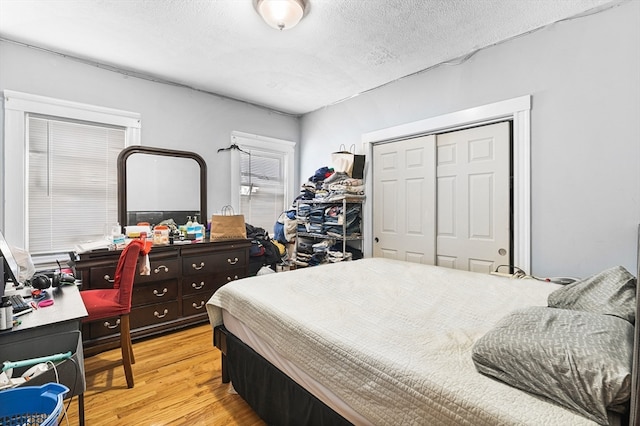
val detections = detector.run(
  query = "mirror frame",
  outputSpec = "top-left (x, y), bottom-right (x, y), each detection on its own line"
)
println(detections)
top-left (117, 146), bottom-right (207, 227)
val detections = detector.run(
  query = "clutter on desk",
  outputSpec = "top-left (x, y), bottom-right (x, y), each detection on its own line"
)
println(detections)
top-left (0, 296), bottom-right (12, 330)
top-left (8, 245), bottom-right (36, 284)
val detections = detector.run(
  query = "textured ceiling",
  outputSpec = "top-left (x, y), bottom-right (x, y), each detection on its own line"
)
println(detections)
top-left (0, 0), bottom-right (624, 115)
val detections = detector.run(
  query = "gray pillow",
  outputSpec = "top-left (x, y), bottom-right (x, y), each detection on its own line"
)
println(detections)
top-left (548, 265), bottom-right (636, 324)
top-left (472, 306), bottom-right (633, 425)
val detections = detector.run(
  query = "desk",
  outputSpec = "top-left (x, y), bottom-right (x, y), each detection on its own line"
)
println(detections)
top-left (0, 284), bottom-right (88, 425)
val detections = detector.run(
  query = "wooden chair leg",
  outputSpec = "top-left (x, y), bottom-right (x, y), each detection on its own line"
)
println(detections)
top-left (120, 314), bottom-right (135, 388)
top-left (128, 324), bottom-right (135, 365)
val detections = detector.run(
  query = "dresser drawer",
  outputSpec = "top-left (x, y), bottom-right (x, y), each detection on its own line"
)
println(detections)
top-left (132, 279), bottom-right (179, 306)
top-left (135, 258), bottom-right (180, 283)
top-left (182, 294), bottom-right (209, 316)
top-left (88, 316), bottom-right (123, 339)
top-left (182, 249), bottom-right (247, 276)
top-left (130, 301), bottom-right (179, 329)
top-left (87, 257), bottom-right (179, 287)
top-left (182, 274), bottom-right (223, 296)
top-left (214, 267), bottom-right (246, 285)
top-left (88, 264), bottom-right (119, 288)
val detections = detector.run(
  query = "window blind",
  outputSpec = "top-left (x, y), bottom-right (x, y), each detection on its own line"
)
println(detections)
top-left (27, 115), bottom-right (124, 255)
top-left (239, 149), bottom-right (285, 232)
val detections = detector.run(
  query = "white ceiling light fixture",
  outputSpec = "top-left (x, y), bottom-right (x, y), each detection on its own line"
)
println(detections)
top-left (255, 0), bottom-right (307, 31)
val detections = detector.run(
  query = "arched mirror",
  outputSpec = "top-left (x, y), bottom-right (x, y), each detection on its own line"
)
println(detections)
top-left (118, 146), bottom-right (207, 227)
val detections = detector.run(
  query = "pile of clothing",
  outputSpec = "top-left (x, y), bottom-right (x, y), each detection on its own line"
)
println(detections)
top-left (296, 204), bottom-right (361, 238)
top-left (294, 238), bottom-right (360, 268)
top-left (246, 223), bottom-right (285, 275)
top-left (295, 167), bottom-right (365, 203)
top-left (289, 165), bottom-right (366, 268)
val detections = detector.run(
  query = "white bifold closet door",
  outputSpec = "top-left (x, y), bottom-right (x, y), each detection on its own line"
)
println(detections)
top-left (372, 121), bottom-right (511, 272)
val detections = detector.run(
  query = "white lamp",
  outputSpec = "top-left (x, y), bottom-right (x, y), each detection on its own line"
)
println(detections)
top-left (255, 0), bottom-right (306, 31)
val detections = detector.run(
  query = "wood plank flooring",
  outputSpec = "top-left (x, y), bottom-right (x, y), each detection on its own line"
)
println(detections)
top-left (63, 324), bottom-right (266, 425)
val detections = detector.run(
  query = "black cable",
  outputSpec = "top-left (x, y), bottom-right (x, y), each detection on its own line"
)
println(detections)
top-left (494, 264), bottom-right (526, 278)
top-left (57, 355), bottom-right (80, 424)
top-left (494, 264), bottom-right (579, 284)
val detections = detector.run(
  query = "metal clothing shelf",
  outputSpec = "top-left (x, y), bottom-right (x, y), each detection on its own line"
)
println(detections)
top-left (297, 232), bottom-right (362, 241)
top-left (295, 198), bottom-right (363, 261)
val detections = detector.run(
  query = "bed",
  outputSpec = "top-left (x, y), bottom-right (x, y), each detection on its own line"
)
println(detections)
top-left (206, 237), bottom-right (639, 425)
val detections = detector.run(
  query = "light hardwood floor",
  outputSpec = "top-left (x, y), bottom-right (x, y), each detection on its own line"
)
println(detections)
top-left (63, 323), bottom-right (266, 426)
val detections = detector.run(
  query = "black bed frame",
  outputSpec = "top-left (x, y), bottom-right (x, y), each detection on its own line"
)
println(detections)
top-left (214, 326), bottom-right (352, 426)
top-left (214, 225), bottom-right (640, 426)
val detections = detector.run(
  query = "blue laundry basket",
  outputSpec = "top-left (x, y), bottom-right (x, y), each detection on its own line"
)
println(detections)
top-left (0, 382), bottom-right (69, 426)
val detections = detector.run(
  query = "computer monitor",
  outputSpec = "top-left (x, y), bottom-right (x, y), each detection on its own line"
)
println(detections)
top-left (0, 230), bottom-right (21, 286)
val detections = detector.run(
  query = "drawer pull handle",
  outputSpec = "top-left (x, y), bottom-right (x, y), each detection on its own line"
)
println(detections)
top-left (103, 274), bottom-right (115, 283)
top-left (154, 265), bottom-right (169, 274)
top-left (227, 275), bottom-right (239, 282)
top-left (103, 319), bottom-right (121, 329)
top-left (192, 301), bottom-right (205, 310)
top-left (153, 288), bottom-right (168, 297)
top-left (192, 262), bottom-right (205, 270)
top-left (154, 309), bottom-right (169, 319)
top-left (227, 257), bottom-right (239, 265)
top-left (192, 281), bottom-right (205, 290)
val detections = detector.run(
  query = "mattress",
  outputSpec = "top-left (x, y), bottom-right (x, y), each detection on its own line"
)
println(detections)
top-left (207, 258), bottom-right (605, 425)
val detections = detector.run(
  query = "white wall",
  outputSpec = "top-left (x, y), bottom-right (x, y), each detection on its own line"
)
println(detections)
top-left (1, 2), bottom-right (638, 277)
top-left (300, 1), bottom-right (640, 277)
top-left (0, 40), bottom-right (299, 231)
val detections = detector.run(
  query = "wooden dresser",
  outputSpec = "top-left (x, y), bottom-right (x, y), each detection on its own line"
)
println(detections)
top-left (75, 239), bottom-right (250, 356)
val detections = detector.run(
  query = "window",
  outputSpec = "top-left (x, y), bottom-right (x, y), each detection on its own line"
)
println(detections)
top-left (230, 131), bottom-right (295, 234)
top-left (27, 115), bottom-right (124, 256)
top-left (2, 90), bottom-right (141, 268)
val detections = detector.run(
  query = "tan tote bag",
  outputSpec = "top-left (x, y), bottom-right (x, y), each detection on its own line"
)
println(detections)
top-left (331, 144), bottom-right (365, 179)
top-left (210, 206), bottom-right (247, 242)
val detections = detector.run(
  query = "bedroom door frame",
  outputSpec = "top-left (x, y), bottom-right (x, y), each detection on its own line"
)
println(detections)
top-left (362, 95), bottom-right (531, 273)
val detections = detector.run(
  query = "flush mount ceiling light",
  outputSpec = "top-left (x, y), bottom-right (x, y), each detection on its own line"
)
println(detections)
top-left (255, 0), bottom-right (307, 31)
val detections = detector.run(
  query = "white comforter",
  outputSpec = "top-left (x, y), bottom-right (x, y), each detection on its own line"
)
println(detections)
top-left (207, 258), bottom-right (597, 425)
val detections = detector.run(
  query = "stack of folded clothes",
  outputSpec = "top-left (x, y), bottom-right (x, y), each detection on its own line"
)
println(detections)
top-left (318, 173), bottom-right (365, 202)
top-left (294, 238), bottom-right (314, 267)
top-left (327, 250), bottom-right (352, 263)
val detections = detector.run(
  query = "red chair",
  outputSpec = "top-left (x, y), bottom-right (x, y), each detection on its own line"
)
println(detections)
top-left (80, 239), bottom-right (150, 388)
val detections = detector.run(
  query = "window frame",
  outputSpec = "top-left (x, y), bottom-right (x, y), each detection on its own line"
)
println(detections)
top-left (2, 90), bottom-right (141, 251)
top-left (229, 131), bottom-right (296, 230)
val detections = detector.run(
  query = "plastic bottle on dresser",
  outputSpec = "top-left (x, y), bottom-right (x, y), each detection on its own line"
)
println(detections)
top-left (192, 215), bottom-right (203, 242)
top-left (186, 216), bottom-right (196, 240)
